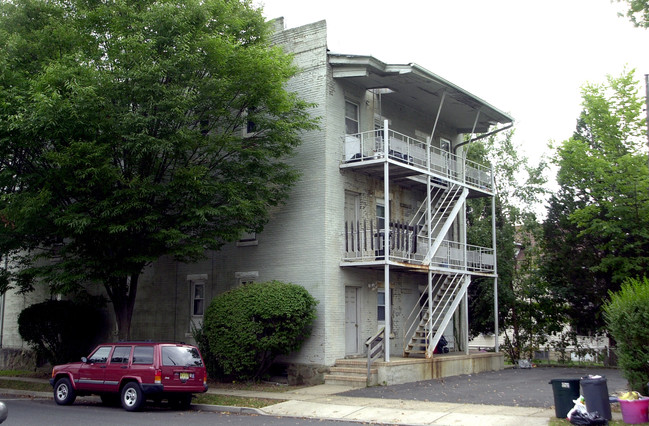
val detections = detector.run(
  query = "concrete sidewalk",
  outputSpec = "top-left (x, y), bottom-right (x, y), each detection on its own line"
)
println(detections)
top-left (204, 384), bottom-right (557, 425)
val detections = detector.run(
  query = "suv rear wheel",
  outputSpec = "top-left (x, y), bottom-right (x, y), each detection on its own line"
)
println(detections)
top-left (121, 382), bottom-right (144, 411)
top-left (53, 378), bottom-right (76, 405)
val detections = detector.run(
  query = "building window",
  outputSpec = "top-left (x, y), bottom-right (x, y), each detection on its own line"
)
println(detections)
top-left (376, 288), bottom-right (394, 336)
top-left (377, 289), bottom-right (386, 322)
top-left (191, 282), bottom-right (204, 317)
top-left (235, 271), bottom-right (259, 287)
top-left (237, 231), bottom-right (258, 247)
top-left (345, 100), bottom-right (359, 134)
top-left (187, 274), bottom-right (208, 335)
top-left (243, 107), bottom-right (258, 138)
top-left (376, 201), bottom-right (385, 230)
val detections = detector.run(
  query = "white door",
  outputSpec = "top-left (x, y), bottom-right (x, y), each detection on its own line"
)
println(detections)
top-left (345, 287), bottom-right (360, 355)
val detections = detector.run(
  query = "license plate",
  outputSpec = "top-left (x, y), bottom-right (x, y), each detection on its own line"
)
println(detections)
top-left (179, 372), bottom-right (189, 381)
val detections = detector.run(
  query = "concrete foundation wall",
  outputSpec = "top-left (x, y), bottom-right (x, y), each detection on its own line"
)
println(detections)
top-left (374, 353), bottom-right (504, 386)
top-left (431, 352), bottom-right (504, 379)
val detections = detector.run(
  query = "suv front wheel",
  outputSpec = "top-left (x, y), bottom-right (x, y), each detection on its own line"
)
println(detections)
top-left (121, 382), bottom-right (144, 411)
top-left (53, 378), bottom-right (76, 405)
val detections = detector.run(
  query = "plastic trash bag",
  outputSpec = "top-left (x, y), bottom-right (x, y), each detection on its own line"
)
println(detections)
top-left (567, 396), bottom-right (588, 420)
top-left (568, 410), bottom-right (608, 425)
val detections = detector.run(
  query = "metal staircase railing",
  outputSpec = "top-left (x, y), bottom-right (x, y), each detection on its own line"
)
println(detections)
top-left (402, 274), bottom-right (447, 357)
top-left (425, 274), bottom-right (470, 358)
top-left (422, 187), bottom-right (468, 266)
top-left (402, 273), bottom-right (470, 358)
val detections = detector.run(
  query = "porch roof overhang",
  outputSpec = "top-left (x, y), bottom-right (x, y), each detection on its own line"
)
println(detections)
top-left (328, 53), bottom-right (514, 134)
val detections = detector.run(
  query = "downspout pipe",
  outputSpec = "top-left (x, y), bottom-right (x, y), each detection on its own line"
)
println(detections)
top-left (1, 255), bottom-right (6, 348)
top-left (453, 123), bottom-right (514, 153)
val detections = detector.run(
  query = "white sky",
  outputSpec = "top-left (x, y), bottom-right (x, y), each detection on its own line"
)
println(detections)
top-left (254, 0), bottom-right (649, 163)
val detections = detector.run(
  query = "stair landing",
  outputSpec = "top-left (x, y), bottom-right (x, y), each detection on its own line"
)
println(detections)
top-left (325, 352), bottom-right (504, 387)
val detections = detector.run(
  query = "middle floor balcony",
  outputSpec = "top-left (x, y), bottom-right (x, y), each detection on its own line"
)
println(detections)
top-left (341, 219), bottom-right (495, 275)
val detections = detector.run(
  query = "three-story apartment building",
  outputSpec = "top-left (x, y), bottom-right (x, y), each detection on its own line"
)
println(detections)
top-left (0, 18), bottom-right (512, 386)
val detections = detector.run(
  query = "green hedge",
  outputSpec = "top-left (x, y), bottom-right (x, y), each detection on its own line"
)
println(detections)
top-left (200, 280), bottom-right (317, 380)
top-left (603, 277), bottom-right (649, 392)
top-left (18, 299), bottom-right (105, 366)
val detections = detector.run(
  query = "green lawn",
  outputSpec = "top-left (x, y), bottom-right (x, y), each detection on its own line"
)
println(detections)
top-left (0, 379), bottom-right (51, 393)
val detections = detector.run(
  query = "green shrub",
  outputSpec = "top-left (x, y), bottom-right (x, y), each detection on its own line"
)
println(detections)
top-left (192, 324), bottom-right (224, 379)
top-left (202, 280), bottom-right (318, 380)
top-left (603, 277), bottom-right (649, 392)
top-left (18, 299), bottom-right (106, 366)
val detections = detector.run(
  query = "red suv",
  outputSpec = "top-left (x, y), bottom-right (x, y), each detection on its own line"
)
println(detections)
top-left (50, 342), bottom-right (208, 411)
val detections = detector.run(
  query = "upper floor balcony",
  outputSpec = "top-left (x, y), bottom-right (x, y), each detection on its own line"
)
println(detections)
top-left (341, 219), bottom-right (495, 275)
top-left (341, 128), bottom-right (493, 195)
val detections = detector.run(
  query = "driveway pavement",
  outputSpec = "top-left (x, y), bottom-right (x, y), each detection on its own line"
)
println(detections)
top-left (336, 367), bottom-right (628, 408)
top-left (1, 367), bottom-right (630, 425)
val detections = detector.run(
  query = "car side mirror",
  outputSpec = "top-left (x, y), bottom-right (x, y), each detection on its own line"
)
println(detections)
top-left (81, 357), bottom-right (88, 363)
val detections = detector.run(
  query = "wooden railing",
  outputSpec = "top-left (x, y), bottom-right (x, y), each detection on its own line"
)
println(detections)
top-left (343, 219), bottom-right (419, 262)
top-left (365, 326), bottom-right (385, 386)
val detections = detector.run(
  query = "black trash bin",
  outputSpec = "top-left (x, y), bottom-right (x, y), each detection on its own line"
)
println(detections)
top-left (549, 378), bottom-right (581, 418)
top-left (581, 375), bottom-right (611, 420)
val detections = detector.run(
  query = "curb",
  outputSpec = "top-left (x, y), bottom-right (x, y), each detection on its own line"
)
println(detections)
top-left (0, 388), bottom-right (267, 416)
top-left (192, 403), bottom-right (265, 415)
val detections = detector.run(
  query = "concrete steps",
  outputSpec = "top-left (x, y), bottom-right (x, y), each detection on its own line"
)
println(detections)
top-left (324, 359), bottom-right (377, 387)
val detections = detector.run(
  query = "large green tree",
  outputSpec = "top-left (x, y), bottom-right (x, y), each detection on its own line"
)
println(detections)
top-left (466, 129), bottom-right (552, 361)
top-left (0, 0), bottom-right (316, 339)
top-left (616, 0), bottom-right (649, 28)
top-left (542, 69), bottom-right (649, 333)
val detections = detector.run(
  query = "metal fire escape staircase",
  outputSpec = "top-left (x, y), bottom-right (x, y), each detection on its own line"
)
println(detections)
top-left (403, 182), bottom-right (470, 358)
top-left (403, 273), bottom-right (469, 357)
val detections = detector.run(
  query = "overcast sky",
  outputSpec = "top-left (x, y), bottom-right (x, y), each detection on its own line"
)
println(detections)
top-left (254, 0), bottom-right (649, 163)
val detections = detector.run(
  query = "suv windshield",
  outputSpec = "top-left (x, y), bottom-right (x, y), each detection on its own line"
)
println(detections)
top-left (161, 346), bottom-right (203, 367)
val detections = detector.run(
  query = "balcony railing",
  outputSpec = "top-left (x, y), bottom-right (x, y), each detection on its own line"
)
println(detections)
top-left (342, 220), bottom-right (494, 273)
top-left (342, 129), bottom-right (492, 191)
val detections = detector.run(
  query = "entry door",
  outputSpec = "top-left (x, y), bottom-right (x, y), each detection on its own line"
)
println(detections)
top-left (345, 287), bottom-right (360, 355)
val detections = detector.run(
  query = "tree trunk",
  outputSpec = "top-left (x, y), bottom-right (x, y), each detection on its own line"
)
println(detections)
top-left (105, 272), bottom-right (141, 341)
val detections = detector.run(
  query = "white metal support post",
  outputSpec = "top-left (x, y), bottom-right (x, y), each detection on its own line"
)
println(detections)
top-left (461, 166), bottom-right (470, 355)
top-left (383, 119), bottom-right (391, 362)
top-left (491, 164), bottom-right (499, 352)
top-left (426, 146), bottom-right (433, 352)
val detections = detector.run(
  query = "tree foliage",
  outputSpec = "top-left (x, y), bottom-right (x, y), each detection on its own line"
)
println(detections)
top-left (616, 0), bottom-right (649, 28)
top-left (200, 281), bottom-right (318, 381)
top-left (0, 0), bottom-right (317, 339)
top-left (466, 129), bottom-right (554, 362)
top-left (541, 69), bottom-right (649, 333)
top-left (603, 277), bottom-right (649, 392)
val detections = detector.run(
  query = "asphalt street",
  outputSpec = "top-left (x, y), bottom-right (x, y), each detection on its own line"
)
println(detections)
top-left (337, 367), bottom-right (628, 408)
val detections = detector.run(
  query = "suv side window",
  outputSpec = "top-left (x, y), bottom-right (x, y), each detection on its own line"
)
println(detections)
top-left (132, 346), bottom-right (154, 365)
top-left (88, 346), bottom-right (111, 364)
top-left (110, 346), bottom-right (131, 364)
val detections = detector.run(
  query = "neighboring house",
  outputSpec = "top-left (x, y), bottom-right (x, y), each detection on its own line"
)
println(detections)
top-left (0, 18), bottom-right (513, 386)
